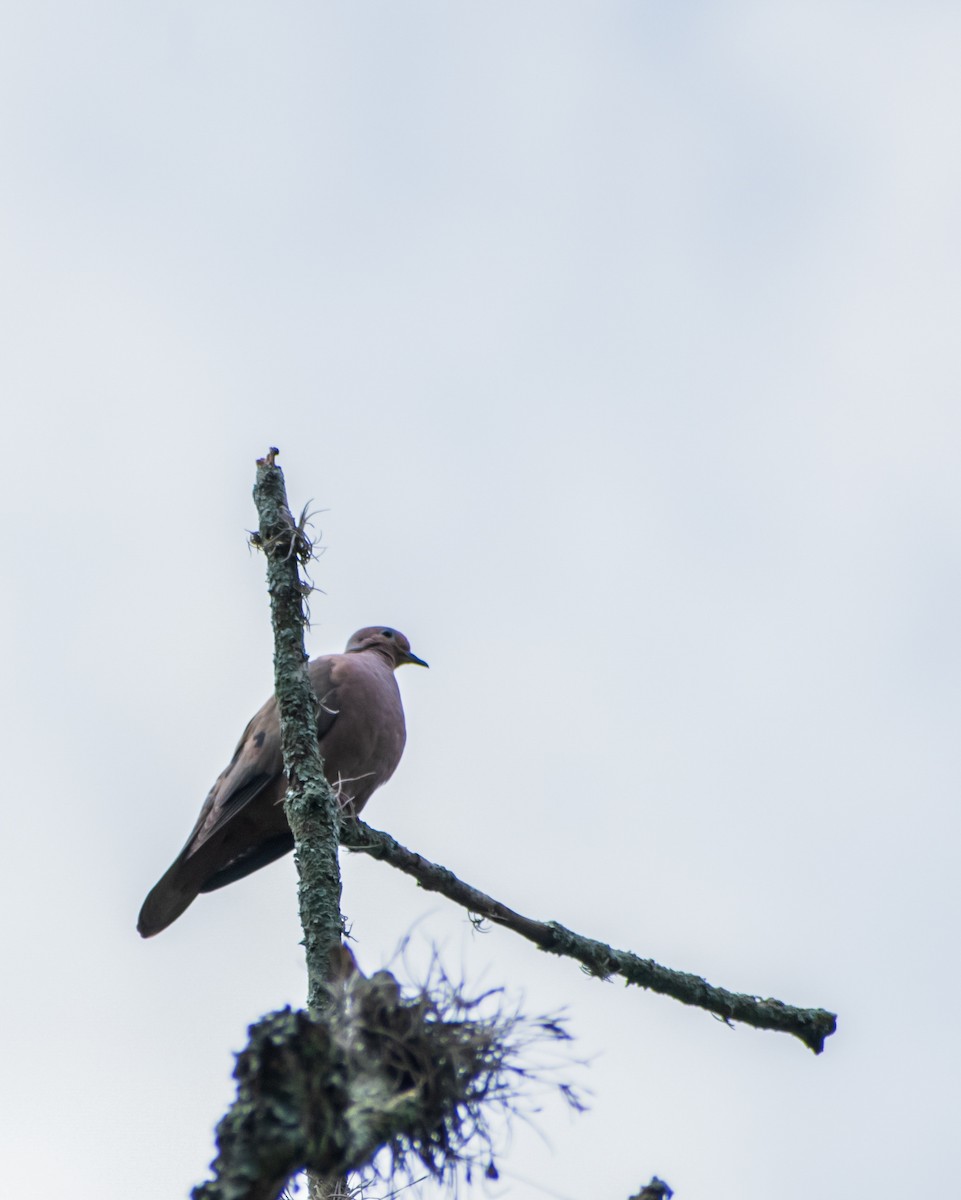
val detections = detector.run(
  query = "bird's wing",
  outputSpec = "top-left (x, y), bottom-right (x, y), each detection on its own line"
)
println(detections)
top-left (183, 655), bottom-right (342, 859)
top-left (136, 657), bottom-right (341, 935)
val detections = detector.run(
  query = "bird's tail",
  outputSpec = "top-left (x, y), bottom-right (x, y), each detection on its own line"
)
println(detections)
top-left (137, 861), bottom-right (198, 938)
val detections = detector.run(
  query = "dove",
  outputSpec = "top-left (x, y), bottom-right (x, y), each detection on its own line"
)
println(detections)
top-left (137, 626), bottom-right (426, 936)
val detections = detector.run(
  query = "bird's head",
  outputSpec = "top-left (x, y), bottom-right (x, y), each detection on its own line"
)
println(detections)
top-left (345, 627), bottom-right (429, 670)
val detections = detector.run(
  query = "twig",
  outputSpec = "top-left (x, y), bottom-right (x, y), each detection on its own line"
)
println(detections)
top-left (339, 817), bottom-right (837, 1055)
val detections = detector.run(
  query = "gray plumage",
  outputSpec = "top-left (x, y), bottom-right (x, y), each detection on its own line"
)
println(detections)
top-left (137, 626), bottom-right (427, 937)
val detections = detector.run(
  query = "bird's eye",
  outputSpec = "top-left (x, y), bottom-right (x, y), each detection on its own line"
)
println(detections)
top-left (382, 629), bottom-right (393, 638)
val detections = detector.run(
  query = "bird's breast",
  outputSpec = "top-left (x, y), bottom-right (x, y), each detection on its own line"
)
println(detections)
top-left (318, 657), bottom-right (407, 813)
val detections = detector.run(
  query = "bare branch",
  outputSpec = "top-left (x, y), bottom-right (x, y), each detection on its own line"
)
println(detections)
top-left (340, 817), bottom-right (837, 1055)
top-left (252, 448), bottom-right (343, 1017)
top-left (251, 450), bottom-right (346, 1200)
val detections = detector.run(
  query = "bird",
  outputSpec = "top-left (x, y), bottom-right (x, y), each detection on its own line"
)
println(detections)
top-left (137, 626), bottom-right (427, 937)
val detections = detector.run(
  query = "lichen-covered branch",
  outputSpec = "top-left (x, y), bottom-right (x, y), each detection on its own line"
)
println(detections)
top-left (192, 1007), bottom-right (357, 1200)
top-left (251, 448), bottom-right (342, 1017)
top-left (340, 817), bottom-right (838, 1054)
top-left (629, 1178), bottom-right (674, 1200)
top-left (192, 956), bottom-right (577, 1200)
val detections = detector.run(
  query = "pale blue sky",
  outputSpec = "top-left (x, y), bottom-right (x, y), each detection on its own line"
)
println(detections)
top-left (2, 4), bottom-right (960, 1198)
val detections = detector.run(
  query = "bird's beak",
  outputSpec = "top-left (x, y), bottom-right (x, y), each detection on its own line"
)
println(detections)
top-left (404, 650), bottom-right (429, 668)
